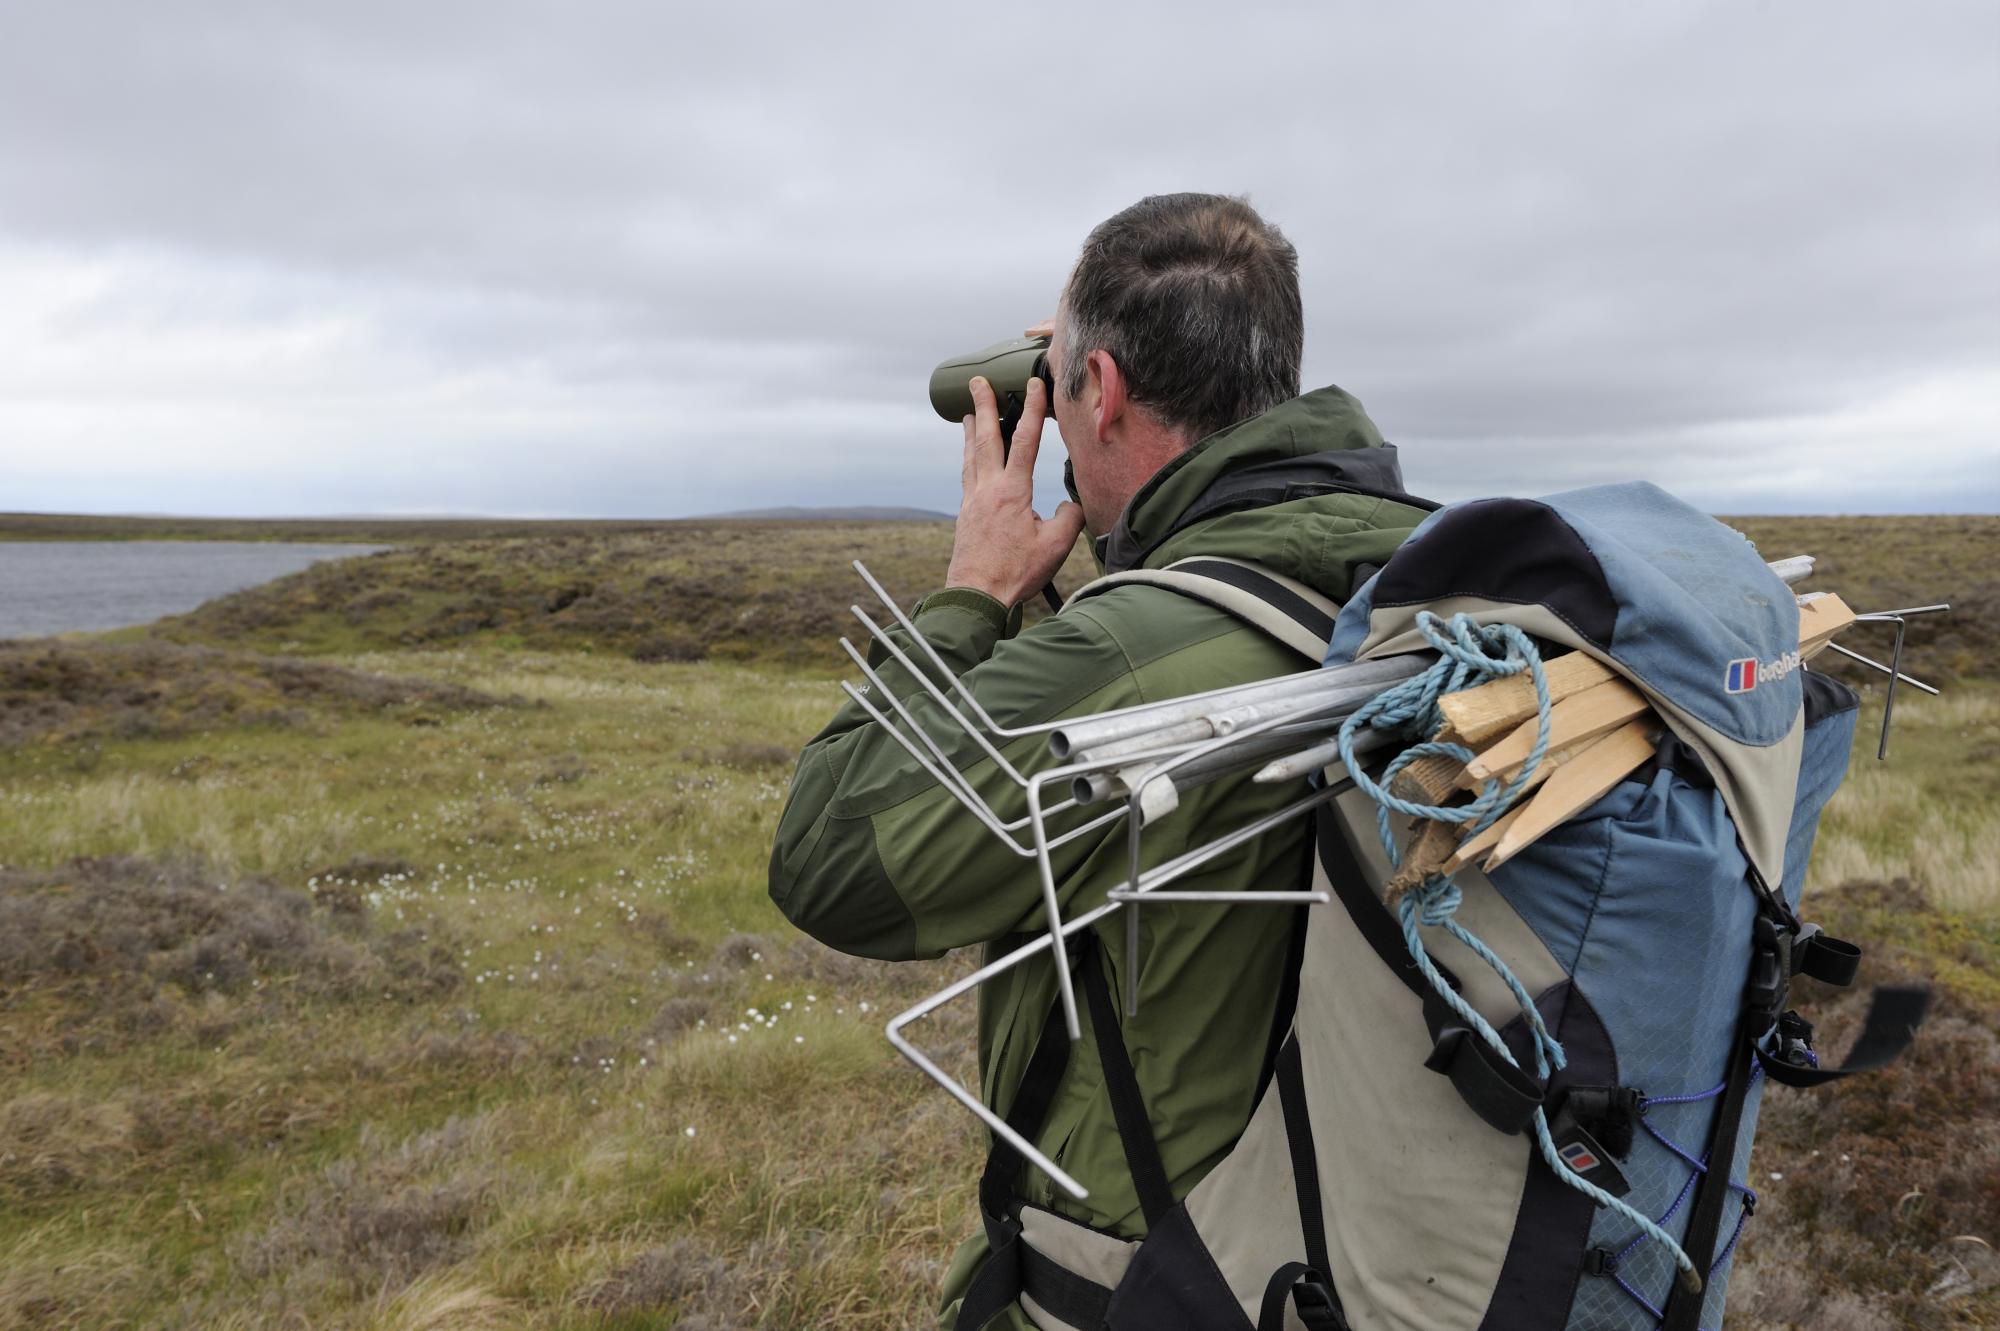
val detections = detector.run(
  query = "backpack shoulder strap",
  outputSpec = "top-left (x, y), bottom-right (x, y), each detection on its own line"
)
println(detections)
top-left (1064, 556), bottom-right (1337, 663)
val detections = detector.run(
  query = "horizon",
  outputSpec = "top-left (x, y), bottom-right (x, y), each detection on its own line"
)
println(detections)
top-left (9, 501), bottom-right (2000, 525)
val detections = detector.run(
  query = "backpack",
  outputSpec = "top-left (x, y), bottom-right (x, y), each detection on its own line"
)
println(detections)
top-left (956, 482), bottom-right (1926, 1331)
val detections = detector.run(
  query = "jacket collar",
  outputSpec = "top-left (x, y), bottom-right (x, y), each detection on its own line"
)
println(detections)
top-left (1078, 385), bottom-right (1420, 574)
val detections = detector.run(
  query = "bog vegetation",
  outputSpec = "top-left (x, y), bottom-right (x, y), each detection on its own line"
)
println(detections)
top-left (0, 515), bottom-right (1994, 1330)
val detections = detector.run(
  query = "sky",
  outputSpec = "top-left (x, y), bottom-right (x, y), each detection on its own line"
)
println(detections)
top-left (0, 1), bottom-right (1995, 519)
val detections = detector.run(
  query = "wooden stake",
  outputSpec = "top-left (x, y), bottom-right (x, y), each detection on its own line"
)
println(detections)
top-left (1437, 652), bottom-right (1617, 746)
top-left (1464, 678), bottom-right (1649, 785)
top-left (1446, 804), bottom-right (1524, 873)
top-left (1455, 721), bottom-right (1640, 793)
top-left (1798, 593), bottom-right (1856, 660)
top-left (1483, 721), bottom-right (1657, 871)
top-left (1441, 720), bottom-right (1653, 871)
top-left (1386, 818), bottom-right (1458, 902)
top-left (1389, 751), bottom-right (1468, 805)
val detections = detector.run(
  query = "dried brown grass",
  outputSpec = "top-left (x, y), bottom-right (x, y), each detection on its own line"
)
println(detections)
top-left (0, 640), bottom-right (510, 746)
top-left (1734, 879), bottom-right (2000, 1328)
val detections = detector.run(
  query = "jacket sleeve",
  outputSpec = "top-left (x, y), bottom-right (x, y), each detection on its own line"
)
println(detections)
top-left (767, 587), bottom-right (1147, 961)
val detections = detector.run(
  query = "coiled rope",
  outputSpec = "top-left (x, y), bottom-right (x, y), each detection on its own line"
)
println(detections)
top-left (1336, 611), bottom-right (1700, 1290)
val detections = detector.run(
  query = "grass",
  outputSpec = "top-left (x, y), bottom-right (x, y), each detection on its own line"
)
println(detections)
top-left (0, 639), bottom-right (979, 1331)
top-left (0, 515), bottom-right (1995, 1328)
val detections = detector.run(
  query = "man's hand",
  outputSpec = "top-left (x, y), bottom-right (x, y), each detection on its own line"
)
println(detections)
top-left (946, 375), bottom-right (1085, 607)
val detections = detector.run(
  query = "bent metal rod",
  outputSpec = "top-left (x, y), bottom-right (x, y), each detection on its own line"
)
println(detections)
top-left (843, 553), bottom-right (1826, 1198)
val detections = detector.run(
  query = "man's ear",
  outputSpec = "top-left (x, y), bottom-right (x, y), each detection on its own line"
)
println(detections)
top-left (1089, 350), bottom-right (1127, 444)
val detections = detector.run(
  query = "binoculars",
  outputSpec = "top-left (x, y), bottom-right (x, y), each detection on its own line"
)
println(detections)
top-left (928, 336), bottom-right (1053, 446)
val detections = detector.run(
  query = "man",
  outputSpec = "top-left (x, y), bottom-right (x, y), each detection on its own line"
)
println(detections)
top-left (768, 193), bottom-right (1430, 1329)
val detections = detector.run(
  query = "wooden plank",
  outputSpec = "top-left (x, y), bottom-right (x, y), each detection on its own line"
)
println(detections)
top-left (1483, 721), bottom-right (1657, 871)
top-left (1463, 678), bottom-right (1650, 784)
top-left (1436, 652), bottom-right (1618, 746)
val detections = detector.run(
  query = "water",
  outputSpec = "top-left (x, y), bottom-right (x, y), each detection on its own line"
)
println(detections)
top-left (0, 541), bottom-right (392, 638)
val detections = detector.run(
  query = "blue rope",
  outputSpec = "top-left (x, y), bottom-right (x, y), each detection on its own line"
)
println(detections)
top-left (1338, 612), bottom-right (1700, 1286)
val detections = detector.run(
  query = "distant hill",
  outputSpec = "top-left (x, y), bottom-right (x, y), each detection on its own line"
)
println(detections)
top-left (0, 509), bottom-right (952, 543)
top-left (701, 505), bottom-right (951, 521)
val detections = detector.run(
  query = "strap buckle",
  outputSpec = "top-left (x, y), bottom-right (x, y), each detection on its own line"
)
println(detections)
top-left (1774, 1010), bottom-right (1818, 1069)
top-left (1746, 914), bottom-right (1794, 1036)
top-left (1291, 1274), bottom-right (1350, 1331)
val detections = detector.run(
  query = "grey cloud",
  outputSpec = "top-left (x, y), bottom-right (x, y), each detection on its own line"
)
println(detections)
top-left (0, 1), bottom-right (1994, 517)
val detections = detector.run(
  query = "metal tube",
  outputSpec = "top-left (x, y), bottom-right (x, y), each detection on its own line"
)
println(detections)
top-left (1066, 674), bottom-right (1408, 770)
top-left (1821, 641), bottom-right (1940, 696)
top-left (1253, 726), bottom-right (1399, 784)
top-left (1071, 705), bottom-right (1373, 785)
top-left (1050, 665), bottom-right (1387, 758)
top-left (1857, 604), bottom-right (1951, 618)
top-left (1050, 654), bottom-right (1427, 758)
top-left (1109, 889), bottom-right (1332, 903)
top-left (1766, 555), bottom-right (1816, 586)
top-left (1024, 778), bottom-right (1082, 1040)
top-left (1166, 721), bottom-right (1394, 792)
top-left (1112, 685), bottom-right (1374, 839)
top-left (1878, 616), bottom-right (1907, 761)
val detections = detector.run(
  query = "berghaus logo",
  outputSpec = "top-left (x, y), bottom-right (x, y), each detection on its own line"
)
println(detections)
top-left (1726, 651), bottom-right (1802, 694)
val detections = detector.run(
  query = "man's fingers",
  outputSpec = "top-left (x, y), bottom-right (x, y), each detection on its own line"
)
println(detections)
top-left (1048, 500), bottom-right (1086, 544)
top-left (966, 376), bottom-right (1003, 477)
top-left (1006, 379), bottom-right (1048, 476)
top-left (1035, 500), bottom-right (1087, 571)
top-left (1024, 318), bottom-right (1056, 339)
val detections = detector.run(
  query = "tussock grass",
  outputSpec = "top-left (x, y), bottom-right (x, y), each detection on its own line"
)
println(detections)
top-left (0, 639), bottom-right (512, 747)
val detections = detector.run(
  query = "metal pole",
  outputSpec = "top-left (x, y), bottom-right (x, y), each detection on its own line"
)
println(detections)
top-left (1049, 655), bottom-right (1425, 758)
top-left (1821, 641), bottom-right (1940, 697)
top-left (1878, 617), bottom-right (1908, 761)
top-left (1766, 555), bottom-right (1816, 586)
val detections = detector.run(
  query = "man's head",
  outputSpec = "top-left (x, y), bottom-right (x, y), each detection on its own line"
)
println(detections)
top-left (1049, 193), bottom-right (1303, 534)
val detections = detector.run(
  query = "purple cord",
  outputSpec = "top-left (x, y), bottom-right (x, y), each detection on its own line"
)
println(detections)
top-left (1594, 1076), bottom-right (1764, 1326)
top-left (1709, 1191), bottom-right (1756, 1276)
top-left (1641, 1080), bottom-right (1727, 1107)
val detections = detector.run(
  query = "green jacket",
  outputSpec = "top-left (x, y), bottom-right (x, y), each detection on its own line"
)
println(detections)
top-left (768, 386), bottom-right (1429, 1329)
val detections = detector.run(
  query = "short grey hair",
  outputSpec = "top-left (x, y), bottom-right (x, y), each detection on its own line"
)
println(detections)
top-left (1057, 193), bottom-right (1303, 443)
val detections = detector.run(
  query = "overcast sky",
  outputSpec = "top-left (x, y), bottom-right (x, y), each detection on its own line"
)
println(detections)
top-left (1, 1), bottom-right (1995, 519)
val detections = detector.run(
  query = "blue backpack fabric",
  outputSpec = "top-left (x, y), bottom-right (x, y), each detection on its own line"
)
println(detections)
top-left (1302, 482), bottom-right (1928, 1330)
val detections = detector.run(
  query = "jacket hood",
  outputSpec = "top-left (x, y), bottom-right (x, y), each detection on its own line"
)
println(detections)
top-left (1073, 385), bottom-right (1434, 600)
